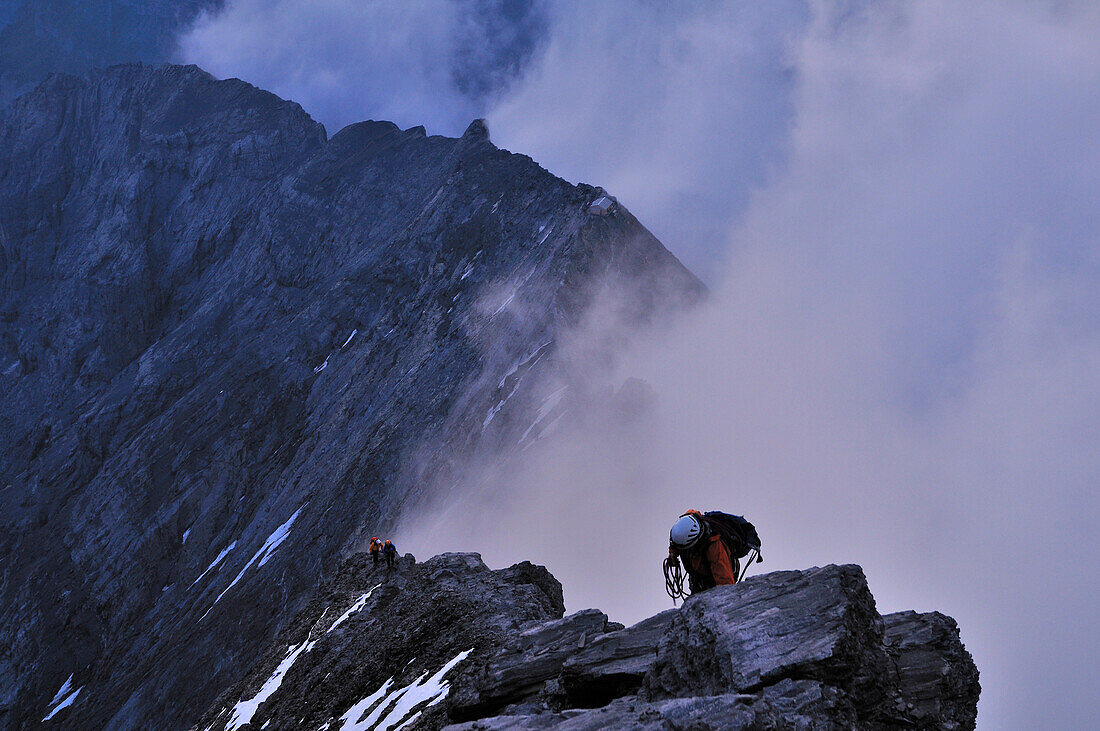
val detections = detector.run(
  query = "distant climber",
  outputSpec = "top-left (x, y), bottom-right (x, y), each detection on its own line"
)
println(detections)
top-left (369, 537), bottom-right (383, 566)
top-left (664, 510), bottom-right (762, 601)
top-left (383, 539), bottom-right (398, 569)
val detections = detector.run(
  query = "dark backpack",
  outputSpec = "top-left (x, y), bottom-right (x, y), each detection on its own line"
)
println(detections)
top-left (701, 511), bottom-right (762, 561)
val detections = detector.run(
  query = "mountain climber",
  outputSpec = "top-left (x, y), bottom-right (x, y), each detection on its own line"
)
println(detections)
top-left (369, 536), bottom-right (383, 566)
top-left (664, 510), bottom-right (762, 601)
top-left (383, 539), bottom-right (398, 569)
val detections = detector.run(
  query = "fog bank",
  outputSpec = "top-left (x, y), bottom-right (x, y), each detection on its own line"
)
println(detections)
top-left (401, 3), bottom-right (1100, 729)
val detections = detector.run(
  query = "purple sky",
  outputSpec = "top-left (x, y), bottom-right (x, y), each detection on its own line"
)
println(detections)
top-left (184, 2), bottom-right (1100, 727)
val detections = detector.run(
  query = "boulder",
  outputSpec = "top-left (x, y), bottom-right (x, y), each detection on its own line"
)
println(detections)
top-left (884, 611), bottom-right (981, 729)
top-left (196, 557), bottom-right (978, 730)
top-left (644, 564), bottom-right (888, 719)
top-left (560, 609), bottom-right (677, 707)
top-left (449, 609), bottom-right (615, 720)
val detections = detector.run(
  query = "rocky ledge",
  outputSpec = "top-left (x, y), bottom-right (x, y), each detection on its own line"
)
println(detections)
top-left (198, 553), bottom-right (979, 730)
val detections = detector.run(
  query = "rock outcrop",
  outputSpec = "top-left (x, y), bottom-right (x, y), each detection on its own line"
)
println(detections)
top-left (198, 555), bottom-right (979, 730)
top-left (0, 64), bottom-right (700, 729)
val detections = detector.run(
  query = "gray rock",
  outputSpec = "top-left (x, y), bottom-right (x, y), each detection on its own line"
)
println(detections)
top-left (884, 611), bottom-right (980, 730)
top-left (440, 566), bottom-right (978, 731)
top-left (444, 680), bottom-right (856, 730)
top-left (448, 609), bottom-right (614, 720)
top-left (194, 558), bottom-right (977, 731)
top-left (645, 566), bottom-right (884, 690)
top-left (643, 565), bottom-right (889, 722)
top-left (197, 552), bottom-right (565, 731)
top-left (559, 608), bottom-right (676, 708)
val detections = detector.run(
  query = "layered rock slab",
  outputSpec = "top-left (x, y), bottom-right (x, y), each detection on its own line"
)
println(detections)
top-left (559, 609), bottom-right (677, 707)
top-left (445, 680), bottom-right (855, 730)
top-left (644, 564), bottom-right (888, 712)
top-left (445, 564), bottom-right (979, 731)
top-left (884, 610), bottom-right (981, 729)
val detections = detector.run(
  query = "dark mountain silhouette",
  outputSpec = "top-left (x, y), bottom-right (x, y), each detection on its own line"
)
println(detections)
top-left (0, 64), bottom-right (700, 729)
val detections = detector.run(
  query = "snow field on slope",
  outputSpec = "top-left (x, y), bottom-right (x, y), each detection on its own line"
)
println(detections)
top-left (42, 674), bottom-right (82, 722)
top-left (226, 637), bottom-right (318, 731)
top-left (220, 585), bottom-right (383, 730)
top-left (201, 507), bottom-right (303, 619)
top-left (189, 541), bottom-right (237, 589)
top-left (338, 649), bottom-right (473, 731)
top-left (327, 585), bottom-right (382, 634)
top-left (519, 385), bottom-right (568, 445)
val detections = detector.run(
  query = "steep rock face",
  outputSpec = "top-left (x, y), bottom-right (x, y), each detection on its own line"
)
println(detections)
top-left (0, 64), bottom-right (700, 729)
top-left (200, 560), bottom-right (978, 730)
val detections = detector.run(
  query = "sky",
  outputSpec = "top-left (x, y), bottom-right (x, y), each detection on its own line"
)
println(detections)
top-left (181, 2), bottom-right (1100, 728)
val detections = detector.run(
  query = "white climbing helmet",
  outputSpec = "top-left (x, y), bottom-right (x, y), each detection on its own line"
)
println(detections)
top-left (670, 514), bottom-right (705, 549)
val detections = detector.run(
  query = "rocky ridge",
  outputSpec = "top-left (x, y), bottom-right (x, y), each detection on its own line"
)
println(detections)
top-left (0, 64), bottom-right (699, 729)
top-left (198, 553), bottom-right (980, 730)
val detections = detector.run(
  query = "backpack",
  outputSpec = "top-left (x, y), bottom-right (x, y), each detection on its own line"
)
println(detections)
top-left (701, 511), bottom-right (762, 561)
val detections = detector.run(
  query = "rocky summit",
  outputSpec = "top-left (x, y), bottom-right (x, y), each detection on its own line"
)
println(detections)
top-left (0, 64), bottom-right (699, 729)
top-left (197, 553), bottom-right (979, 730)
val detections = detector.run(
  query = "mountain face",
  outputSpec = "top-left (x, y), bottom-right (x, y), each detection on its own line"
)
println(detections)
top-left (0, 64), bottom-right (701, 729)
top-left (194, 553), bottom-right (979, 730)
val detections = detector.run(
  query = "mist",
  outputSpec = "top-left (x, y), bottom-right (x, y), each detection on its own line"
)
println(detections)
top-left (179, 0), bottom-right (1100, 726)
top-left (178, 0), bottom-right (547, 135)
top-left (399, 2), bottom-right (1100, 729)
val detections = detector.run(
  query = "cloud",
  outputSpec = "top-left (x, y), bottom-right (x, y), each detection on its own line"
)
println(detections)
top-left (487, 0), bottom-right (809, 279)
top-left (401, 2), bottom-right (1100, 728)
top-left (180, 0), bottom-right (1100, 725)
top-left (178, 0), bottom-right (547, 135)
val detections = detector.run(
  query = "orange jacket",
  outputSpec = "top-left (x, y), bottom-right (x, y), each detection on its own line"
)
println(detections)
top-left (675, 510), bottom-right (738, 588)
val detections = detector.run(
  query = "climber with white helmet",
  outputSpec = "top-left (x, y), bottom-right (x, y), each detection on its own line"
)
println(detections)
top-left (664, 509), bottom-right (762, 601)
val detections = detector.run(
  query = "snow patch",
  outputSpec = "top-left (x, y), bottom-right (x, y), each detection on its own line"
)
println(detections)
top-left (538, 225), bottom-right (553, 245)
top-left (483, 382), bottom-right (518, 429)
top-left (42, 677), bottom-right (82, 722)
top-left (497, 342), bottom-right (551, 389)
top-left (48, 676), bottom-right (74, 707)
top-left (313, 354), bottom-right (331, 374)
top-left (341, 329), bottom-right (358, 349)
top-left (338, 679), bottom-right (393, 731)
top-left (182, 528), bottom-right (191, 545)
top-left (226, 635), bottom-right (318, 731)
top-left (484, 343), bottom-right (553, 429)
top-left (520, 386), bottom-right (568, 444)
top-left (3, 361), bottom-right (18, 376)
top-left (328, 585), bottom-right (381, 634)
top-left (460, 263), bottom-right (474, 280)
top-left (493, 291), bottom-right (516, 316)
top-left (203, 508), bottom-right (302, 618)
top-left (339, 650), bottom-right (472, 731)
top-left (189, 541), bottom-right (237, 589)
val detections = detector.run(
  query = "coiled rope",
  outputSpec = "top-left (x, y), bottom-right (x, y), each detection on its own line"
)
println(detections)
top-left (664, 554), bottom-right (689, 602)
